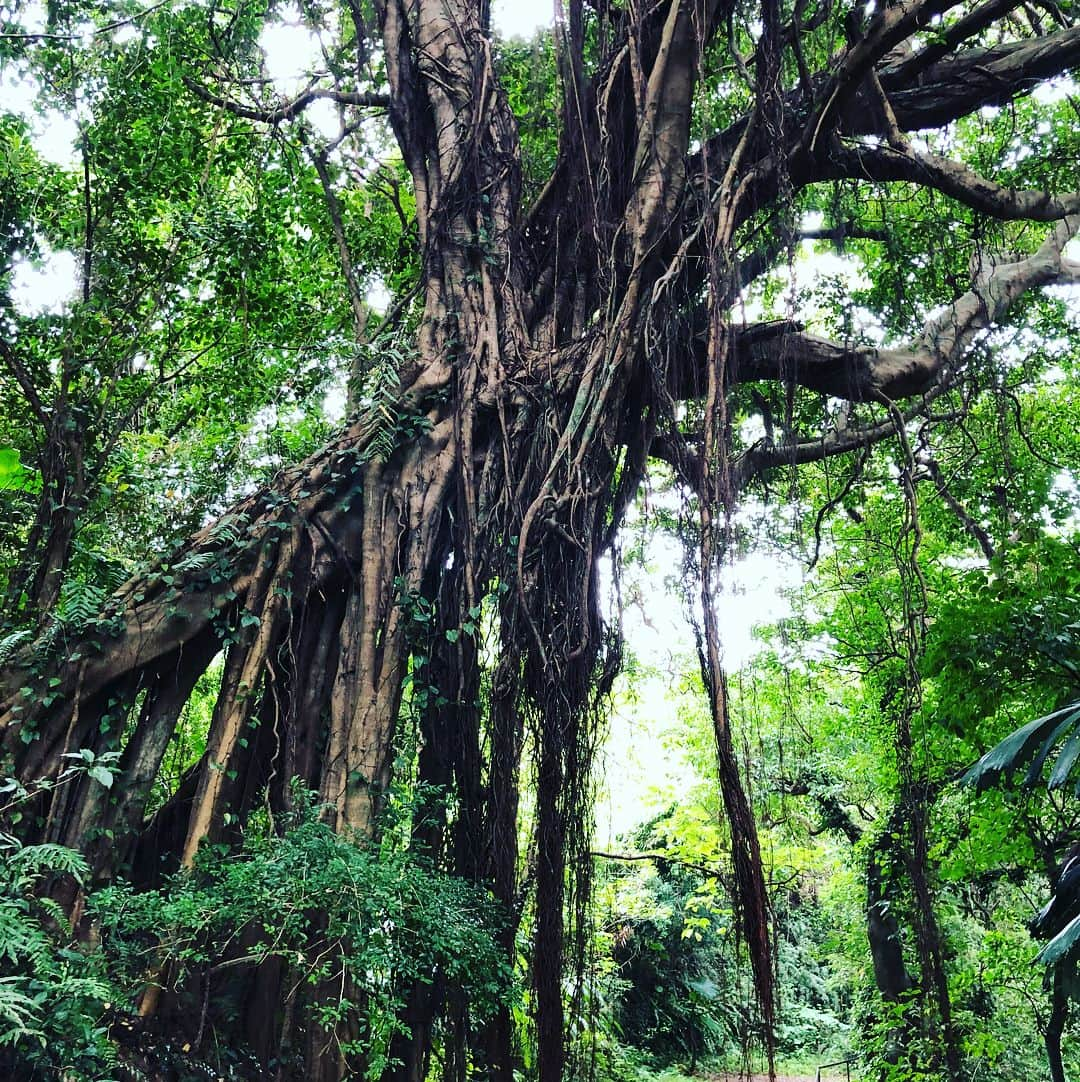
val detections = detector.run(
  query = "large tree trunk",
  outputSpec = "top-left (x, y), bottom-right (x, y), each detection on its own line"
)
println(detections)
top-left (0, 6), bottom-right (706, 1077)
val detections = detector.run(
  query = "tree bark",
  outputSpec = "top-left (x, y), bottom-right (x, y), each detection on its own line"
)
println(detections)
top-left (1046, 964), bottom-right (1069, 1082)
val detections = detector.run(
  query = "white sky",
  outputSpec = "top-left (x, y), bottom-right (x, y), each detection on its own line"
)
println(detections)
top-left (2, 1), bottom-right (79, 167)
top-left (0, 67), bottom-right (80, 168)
top-left (9, 248), bottom-right (78, 316)
top-left (492, 1), bottom-right (553, 39)
top-left (598, 513), bottom-right (803, 841)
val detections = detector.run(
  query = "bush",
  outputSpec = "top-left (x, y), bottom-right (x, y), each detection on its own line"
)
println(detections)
top-left (0, 835), bottom-right (120, 1080)
top-left (92, 788), bottom-right (512, 1077)
top-left (0, 784), bottom-right (512, 1079)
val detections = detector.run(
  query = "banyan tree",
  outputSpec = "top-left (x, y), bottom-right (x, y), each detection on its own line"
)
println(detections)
top-left (2, 0), bottom-right (1080, 1078)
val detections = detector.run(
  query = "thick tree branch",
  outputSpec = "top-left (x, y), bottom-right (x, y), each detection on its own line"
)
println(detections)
top-left (885, 0), bottom-right (1030, 85)
top-left (728, 214), bottom-right (1080, 402)
top-left (693, 24), bottom-right (1080, 194)
top-left (819, 139), bottom-right (1080, 221)
top-left (183, 76), bottom-right (389, 123)
top-left (732, 399), bottom-right (931, 487)
top-left (884, 25), bottom-right (1080, 131)
top-left (799, 0), bottom-right (962, 154)
top-left (718, 215), bottom-right (1080, 485)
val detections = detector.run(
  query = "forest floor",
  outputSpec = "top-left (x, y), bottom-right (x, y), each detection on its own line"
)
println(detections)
top-left (708, 1074), bottom-right (849, 1081)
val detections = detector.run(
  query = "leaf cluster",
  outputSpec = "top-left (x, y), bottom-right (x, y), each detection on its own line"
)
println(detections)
top-left (0, 835), bottom-right (118, 1080)
top-left (92, 788), bottom-right (513, 1076)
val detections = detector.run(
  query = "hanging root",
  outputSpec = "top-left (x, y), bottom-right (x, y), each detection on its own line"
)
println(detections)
top-left (713, 671), bottom-right (777, 1077)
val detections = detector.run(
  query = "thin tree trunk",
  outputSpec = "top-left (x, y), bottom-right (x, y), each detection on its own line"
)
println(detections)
top-left (6, 409), bottom-right (87, 623)
top-left (1046, 964), bottom-right (1069, 1082)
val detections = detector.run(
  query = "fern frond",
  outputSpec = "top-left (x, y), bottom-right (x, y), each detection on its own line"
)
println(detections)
top-left (54, 577), bottom-right (106, 630)
top-left (0, 630), bottom-right (32, 666)
top-left (0, 901), bottom-right (43, 965)
top-left (34, 897), bottom-right (67, 927)
top-left (0, 977), bottom-right (42, 1042)
top-left (173, 550), bottom-right (214, 573)
top-left (10, 843), bottom-right (90, 884)
top-left (205, 513), bottom-right (247, 548)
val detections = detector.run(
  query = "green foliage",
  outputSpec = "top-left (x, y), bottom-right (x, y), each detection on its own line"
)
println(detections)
top-left (92, 787), bottom-right (513, 1078)
top-left (961, 701), bottom-right (1080, 795)
top-left (0, 774), bottom-right (513, 1080)
top-left (596, 795), bottom-right (848, 1073)
top-left (0, 833), bottom-right (119, 1080)
top-left (0, 0), bottom-right (374, 618)
top-left (603, 853), bottom-right (740, 1066)
top-left (959, 699), bottom-right (1080, 1016)
top-left (609, 348), bottom-right (1080, 1076)
top-left (496, 34), bottom-right (559, 202)
top-left (3, 0), bottom-right (1080, 1078)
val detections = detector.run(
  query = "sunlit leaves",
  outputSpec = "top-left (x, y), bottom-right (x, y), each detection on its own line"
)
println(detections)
top-left (0, 448), bottom-right (38, 493)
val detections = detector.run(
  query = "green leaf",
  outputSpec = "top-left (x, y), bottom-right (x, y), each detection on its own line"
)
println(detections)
top-left (0, 448), bottom-right (39, 493)
top-left (1048, 727), bottom-right (1080, 790)
top-left (960, 703), bottom-right (1080, 792)
top-left (1024, 712), bottom-right (1080, 788)
top-left (687, 976), bottom-right (719, 1000)
top-left (88, 767), bottom-right (113, 789)
top-left (1036, 912), bottom-right (1080, 967)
